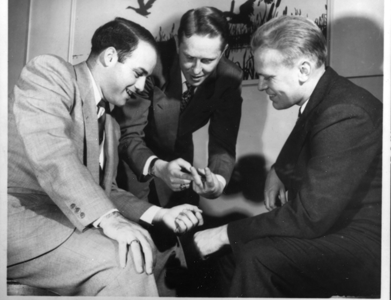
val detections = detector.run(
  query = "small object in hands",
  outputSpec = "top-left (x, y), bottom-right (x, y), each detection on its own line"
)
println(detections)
top-left (180, 167), bottom-right (206, 181)
top-left (180, 183), bottom-right (187, 191)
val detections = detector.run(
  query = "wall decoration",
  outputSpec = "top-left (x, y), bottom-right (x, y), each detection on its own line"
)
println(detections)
top-left (152, 0), bottom-right (328, 80)
top-left (126, 0), bottom-right (157, 17)
top-left (72, 0), bottom-right (327, 79)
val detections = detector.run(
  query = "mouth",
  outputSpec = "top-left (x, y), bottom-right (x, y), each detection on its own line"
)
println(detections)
top-left (266, 92), bottom-right (277, 100)
top-left (126, 87), bottom-right (134, 98)
top-left (190, 74), bottom-right (204, 82)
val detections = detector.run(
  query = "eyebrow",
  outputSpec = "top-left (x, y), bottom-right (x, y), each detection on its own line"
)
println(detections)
top-left (135, 68), bottom-right (149, 76)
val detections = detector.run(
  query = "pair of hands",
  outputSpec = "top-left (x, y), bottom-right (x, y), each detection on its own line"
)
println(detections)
top-left (153, 158), bottom-right (224, 199)
top-left (99, 204), bottom-right (203, 274)
top-left (193, 167), bottom-right (288, 258)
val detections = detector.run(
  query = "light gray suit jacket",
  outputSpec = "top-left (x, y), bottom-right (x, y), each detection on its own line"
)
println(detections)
top-left (8, 55), bottom-right (153, 266)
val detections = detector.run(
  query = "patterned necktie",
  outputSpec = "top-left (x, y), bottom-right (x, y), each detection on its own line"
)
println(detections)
top-left (180, 82), bottom-right (195, 114)
top-left (97, 100), bottom-right (110, 144)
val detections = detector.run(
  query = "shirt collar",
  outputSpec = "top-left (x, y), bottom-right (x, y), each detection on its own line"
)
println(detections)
top-left (300, 99), bottom-right (309, 115)
top-left (87, 67), bottom-right (114, 111)
top-left (181, 71), bottom-right (198, 93)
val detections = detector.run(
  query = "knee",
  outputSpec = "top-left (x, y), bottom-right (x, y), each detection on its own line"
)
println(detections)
top-left (235, 238), bottom-right (286, 273)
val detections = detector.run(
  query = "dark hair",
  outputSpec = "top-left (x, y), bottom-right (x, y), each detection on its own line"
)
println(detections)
top-left (251, 16), bottom-right (327, 68)
top-left (90, 17), bottom-right (157, 62)
top-left (178, 6), bottom-right (229, 51)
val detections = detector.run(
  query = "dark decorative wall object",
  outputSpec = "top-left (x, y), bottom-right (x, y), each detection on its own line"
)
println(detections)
top-left (154, 0), bottom-right (327, 81)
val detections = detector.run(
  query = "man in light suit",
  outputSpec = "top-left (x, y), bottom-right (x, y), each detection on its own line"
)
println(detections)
top-left (193, 16), bottom-right (382, 297)
top-left (8, 17), bottom-right (203, 296)
top-left (115, 7), bottom-right (243, 209)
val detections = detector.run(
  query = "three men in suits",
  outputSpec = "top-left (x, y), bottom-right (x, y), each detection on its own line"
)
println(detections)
top-left (115, 7), bottom-right (243, 208)
top-left (193, 16), bottom-right (382, 297)
top-left (8, 17), bottom-right (203, 296)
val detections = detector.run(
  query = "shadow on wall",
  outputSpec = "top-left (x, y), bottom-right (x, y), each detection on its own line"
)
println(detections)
top-left (330, 15), bottom-right (384, 77)
top-left (224, 154), bottom-right (268, 203)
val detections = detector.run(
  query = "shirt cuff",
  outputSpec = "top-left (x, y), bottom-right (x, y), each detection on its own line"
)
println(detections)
top-left (140, 205), bottom-right (162, 225)
top-left (215, 174), bottom-right (226, 188)
top-left (92, 209), bottom-right (119, 228)
top-left (143, 155), bottom-right (158, 176)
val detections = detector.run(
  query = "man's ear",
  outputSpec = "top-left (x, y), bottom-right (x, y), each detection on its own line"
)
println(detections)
top-left (298, 60), bottom-right (311, 82)
top-left (100, 47), bottom-right (118, 67)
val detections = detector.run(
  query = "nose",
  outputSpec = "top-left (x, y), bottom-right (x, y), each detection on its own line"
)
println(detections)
top-left (135, 77), bottom-right (146, 92)
top-left (192, 59), bottom-right (202, 75)
top-left (258, 77), bottom-right (267, 91)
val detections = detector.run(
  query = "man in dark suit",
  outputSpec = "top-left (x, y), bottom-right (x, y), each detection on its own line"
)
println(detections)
top-left (193, 16), bottom-right (382, 297)
top-left (8, 17), bottom-right (203, 296)
top-left (115, 6), bottom-right (243, 208)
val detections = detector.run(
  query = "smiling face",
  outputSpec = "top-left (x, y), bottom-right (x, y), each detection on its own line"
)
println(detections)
top-left (101, 40), bottom-right (157, 107)
top-left (178, 34), bottom-right (224, 87)
top-left (254, 47), bottom-right (306, 110)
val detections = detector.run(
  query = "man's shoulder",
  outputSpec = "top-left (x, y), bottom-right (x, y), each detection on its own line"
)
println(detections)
top-left (28, 54), bottom-right (73, 70)
top-left (216, 57), bottom-right (243, 83)
top-left (325, 70), bottom-right (381, 117)
top-left (24, 55), bottom-right (76, 81)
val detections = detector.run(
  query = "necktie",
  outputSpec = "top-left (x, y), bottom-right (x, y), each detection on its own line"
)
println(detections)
top-left (97, 100), bottom-right (110, 144)
top-left (180, 82), bottom-right (195, 114)
top-left (97, 100), bottom-right (110, 185)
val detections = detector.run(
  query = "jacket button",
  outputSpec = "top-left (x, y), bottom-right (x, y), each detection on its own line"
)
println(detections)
top-left (75, 207), bottom-right (80, 213)
top-left (80, 212), bottom-right (85, 218)
top-left (70, 204), bottom-right (76, 209)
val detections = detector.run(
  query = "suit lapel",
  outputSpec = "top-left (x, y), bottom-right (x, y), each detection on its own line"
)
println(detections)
top-left (275, 68), bottom-right (335, 183)
top-left (102, 114), bottom-right (118, 195)
top-left (73, 62), bottom-right (100, 184)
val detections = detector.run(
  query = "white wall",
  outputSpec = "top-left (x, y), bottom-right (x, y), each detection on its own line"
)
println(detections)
top-left (8, 0), bottom-right (30, 92)
top-left (328, 0), bottom-right (384, 101)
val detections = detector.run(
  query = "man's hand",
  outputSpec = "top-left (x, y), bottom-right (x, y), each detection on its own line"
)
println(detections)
top-left (193, 225), bottom-right (229, 259)
top-left (191, 167), bottom-right (224, 199)
top-left (99, 211), bottom-right (156, 274)
top-left (153, 158), bottom-right (193, 191)
top-left (153, 204), bottom-right (204, 234)
top-left (264, 167), bottom-right (287, 211)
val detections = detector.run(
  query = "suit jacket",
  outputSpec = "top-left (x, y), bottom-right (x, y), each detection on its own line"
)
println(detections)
top-left (115, 38), bottom-right (243, 206)
top-left (228, 67), bottom-right (382, 250)
top-left (8, 55), bottom-right (152, 266)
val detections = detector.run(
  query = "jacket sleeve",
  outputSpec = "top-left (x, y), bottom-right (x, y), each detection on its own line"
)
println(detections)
top-left (114, 77), bottom-right (156, 180)
top-left (208, 69), bottom-right (243, 183)
top-left (13, 55), bottom-right (116, 231)
top-left (227, 103), bottom-right (382, 248)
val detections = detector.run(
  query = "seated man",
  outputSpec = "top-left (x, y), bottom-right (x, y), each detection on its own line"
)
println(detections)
top-left (8, 17), bottom-right (203, 297)
top-left (193, 16), bottom-right (382, 297)
top-left (115, 6), bottom-right (243, 208)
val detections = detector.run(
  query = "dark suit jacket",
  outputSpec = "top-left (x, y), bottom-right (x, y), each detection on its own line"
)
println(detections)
top-left (8, 55), bottom-right (152, 265)
top-left (115, 38), bottom-right (243, 206)
top-left (228, 67), bottom-right (382, 250)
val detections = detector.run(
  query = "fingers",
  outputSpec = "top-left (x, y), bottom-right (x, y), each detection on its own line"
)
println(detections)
top-left (136, 235), bottom-right (155, 275)
top-left (279, 188), bottom-right (287, 205)
top-left (203, 168), bottom-right (213, 185)
top-left (118, 241), bottom-right (127, 269)
top-left (190, 167), bottom-right (203, 187)
top-left (174, 206), bottom-right (204, 233)
top-left (265, 189), bottom-right (277, 211)
top-left (129, 240), bottom-right (144, 273)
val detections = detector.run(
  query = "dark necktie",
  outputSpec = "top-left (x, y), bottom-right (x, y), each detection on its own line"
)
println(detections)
top-left (97, 100), bottom-right (110, 185)
top-left (180, 82), bottom-right (195, 114)
top-left (97, 100), bottom-right (110, 144)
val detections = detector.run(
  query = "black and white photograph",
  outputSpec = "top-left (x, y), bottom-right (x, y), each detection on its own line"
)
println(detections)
top-left (1, 0), bottom-right (390, 298)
